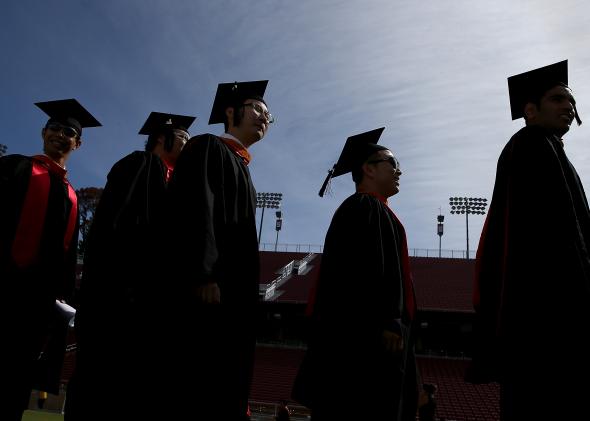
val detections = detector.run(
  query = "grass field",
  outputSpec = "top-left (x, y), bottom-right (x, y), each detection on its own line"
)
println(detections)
top-left (22, 410), bottom-right (64, 421)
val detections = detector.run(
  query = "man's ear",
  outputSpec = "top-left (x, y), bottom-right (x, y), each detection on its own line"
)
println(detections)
top-left (361, 162), bottom-right (375, 180)
top-left (524, 102), bottom-right (537, 121)
top-left (74, 138), bottom-right (82, 150)
top-left (225, 107), bottom-right (234, 128)
top-left (41, 128), bottom-right (46, 139)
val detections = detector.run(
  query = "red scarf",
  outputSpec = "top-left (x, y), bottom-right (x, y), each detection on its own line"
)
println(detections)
top-left (219, 137), bottom-right (251, 165)
top-left (11, 155), bottom-right (78, 268)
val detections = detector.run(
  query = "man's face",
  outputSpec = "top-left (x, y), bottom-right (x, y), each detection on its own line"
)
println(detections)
top-left (368, 149), bottom-right (402, 198)
top-left (528, 85), bottom-right (576, 136)
top-left (231, 99), bottom-right (272, 146)
top-left (42, 122), bottom-right (81, 159)
top-left (170, 129), bottom-right (189, 163)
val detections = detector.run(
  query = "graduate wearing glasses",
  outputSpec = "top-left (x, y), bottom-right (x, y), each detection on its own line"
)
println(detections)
top-left (293, 128), bottom-right (420, 421)
top-left (0, 99), bottom-right (100, 421)
top-left (165, 80), bottom-right (273, 420)
top-left (65, 111), bottom-right (195, 420)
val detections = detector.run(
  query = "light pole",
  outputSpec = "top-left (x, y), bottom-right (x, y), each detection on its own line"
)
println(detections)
top-left (449, 197), bottom-right (488, 259)
top-left (274, 211), bottom-right (283, 252)
top-left (256, 192), bottom-right (282, 245)
top-left (437, 211), bottom-right (444, 258)
top-left (0, 144), bottom-right (7, 157)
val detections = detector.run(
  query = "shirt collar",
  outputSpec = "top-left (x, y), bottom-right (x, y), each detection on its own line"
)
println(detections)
top-left (42, 154), bottom-right (66, 170)
top-left (32, 154), bottom-right (68, 180)
top-left (221, 132), bottom-right (245, 147)
top-left (357, 190), bottom-right (389, 206)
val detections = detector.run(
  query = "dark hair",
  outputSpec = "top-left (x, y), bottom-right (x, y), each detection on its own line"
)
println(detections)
top-left (423, 383), bottom-right (437, 394)
top-left (145, 128), bottom-right (175, 152)
top-left (351, 167), bottom-right (363, 184)
top-left (223, 105), bottom-right (245, 132)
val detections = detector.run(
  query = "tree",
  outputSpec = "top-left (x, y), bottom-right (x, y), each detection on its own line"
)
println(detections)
top-left (77, 187), bottom-right (103, 256)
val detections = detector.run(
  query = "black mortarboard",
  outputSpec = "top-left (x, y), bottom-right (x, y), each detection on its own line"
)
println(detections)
top-left (208, 80), bottom-right (269, 125)
top-left (35, 99), bottom-right (101, 135)
top-left (319, 127), bottom-right (387, 197)
top-left (508, 60), bottom-right (581, 124)
top-left (138, 112), bottom-right (197, 135)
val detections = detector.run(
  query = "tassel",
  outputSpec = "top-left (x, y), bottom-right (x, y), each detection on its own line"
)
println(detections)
top-left (318, 168), bottom-right (335, 197)
top-left (574, 103), bottom-right (582, 126)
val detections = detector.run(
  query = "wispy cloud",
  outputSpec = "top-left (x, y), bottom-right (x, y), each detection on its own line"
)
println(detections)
top-left (2, 0), bottom-right (590, 251)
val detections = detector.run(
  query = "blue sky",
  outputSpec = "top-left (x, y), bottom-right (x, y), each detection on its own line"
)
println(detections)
top-left (3, 0), bottom-right (590, 254)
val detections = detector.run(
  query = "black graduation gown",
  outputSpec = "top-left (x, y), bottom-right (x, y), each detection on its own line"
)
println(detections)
top-left (468, 126), bottom-right (590, 417)
top-left (77, 151), bottom-right (169, 308)
top-left (66, 151), bottom-right (169, 419)
top-left (165, 134), bottom-right (260, 420)
top-left (0, 154), bottom-right (78, 418)
top-left (292, 193), bottom-right (418, 421)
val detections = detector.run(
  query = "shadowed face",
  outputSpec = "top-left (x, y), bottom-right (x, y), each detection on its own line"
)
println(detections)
top-left (227, 99), bottom-right (272, 147)
top-left (367, 149), bottom-right (402, 198)
top-left (526, 85), bottom-right (576, 136)
top-left (42, 122), bottom-right (81, 160)
top-left (169, 129), bottom-right (189, 164)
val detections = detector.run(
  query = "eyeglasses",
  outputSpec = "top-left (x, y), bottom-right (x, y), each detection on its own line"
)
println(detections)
top-left (242, 102), bottom-right (275, 123)
top-left (367, 156), bottom-right (400, 171)
top-left (46, 123), bottom-right (79, 138)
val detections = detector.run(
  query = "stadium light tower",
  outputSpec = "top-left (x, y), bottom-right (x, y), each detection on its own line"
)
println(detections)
top-left (0, 144), bottom-right (7, 157)
top-left (256, 192), bottom-right (282, 245)
top-left (437, 209), bottom-right (444, 258)
top-left (274, 210), bottom-right (283, 252)
top-left (449, 196), bottom-right (488, 259)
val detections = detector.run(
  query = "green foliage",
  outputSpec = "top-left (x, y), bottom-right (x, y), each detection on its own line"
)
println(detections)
top-left (76, 187), bottom-right (104, 257)
top-left (22, 410), bottom-right (64, 421)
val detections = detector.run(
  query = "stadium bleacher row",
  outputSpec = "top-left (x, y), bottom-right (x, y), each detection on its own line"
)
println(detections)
top-left (51, 251), bottom-right (499, 420)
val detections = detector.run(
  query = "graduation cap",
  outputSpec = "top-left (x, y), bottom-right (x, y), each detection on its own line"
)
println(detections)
top-left (35, 98), bottom-right (101, 135)
top-left (138, 112), bottom-right (197, 135)
top-left (208, 80), bottom-right (269, 125)
top-left (508, 60), bottom-right (581, 124)
top-left (318, 127), bottom-right (387, 197)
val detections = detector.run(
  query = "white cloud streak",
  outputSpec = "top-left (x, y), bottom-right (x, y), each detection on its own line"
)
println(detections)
top-left (2, 0), bottom-right (590, 252)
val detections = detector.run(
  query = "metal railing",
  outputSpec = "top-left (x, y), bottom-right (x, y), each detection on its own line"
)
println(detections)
top-left (260, 243), bottom-right (324, 253)
top-left (410, 248), bottom-right (476, 259)
top-left (260, 243), bottom-right (476, 259)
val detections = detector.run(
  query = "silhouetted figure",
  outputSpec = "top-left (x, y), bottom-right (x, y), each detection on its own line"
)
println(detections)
top-left (467, 60), bottom-right (590, 420)
top-left (418, 383), bottom-right (437, 421)
top-left (37, 391), bottom-right (48, 409)
top-left (65, 112), bottom-right (195, 421)
top-left (1, 99), bottom-right (100, 421)
top-left (166, 80), bottom-right (274, 420)
top-left (293, 128), bottom-right (420, 420)
top-left (276, 400), bottom-right (291, 421)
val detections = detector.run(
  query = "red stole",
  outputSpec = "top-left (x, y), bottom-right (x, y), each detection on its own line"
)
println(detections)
top-left (385, 202), bottom-right (417, 321)
top-left (164, 163), bottom-right (173, 182)
top-left (11, 155), bottom-right (78, 268)
top-left (219, 137), bottom-right (251, 165)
